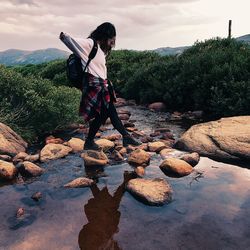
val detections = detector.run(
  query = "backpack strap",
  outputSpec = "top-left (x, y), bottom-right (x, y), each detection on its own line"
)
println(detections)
top-left (82, 38), bottom-right (98, 73)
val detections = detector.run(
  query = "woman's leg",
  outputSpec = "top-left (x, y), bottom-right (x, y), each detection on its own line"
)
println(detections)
top-left (108, 102), bottom-right (129, 136)
top-left (108, 102), bottom-right (141, 146)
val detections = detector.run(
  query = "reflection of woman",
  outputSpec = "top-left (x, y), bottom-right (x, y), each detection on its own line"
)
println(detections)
top-left (59, 22), bottom-right (140, 150)
top-left (78, 171), bottom-right (135, 250)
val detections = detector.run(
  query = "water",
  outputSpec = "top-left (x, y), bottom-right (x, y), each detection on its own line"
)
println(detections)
top-left (0, 106), bottom-right (249, 250)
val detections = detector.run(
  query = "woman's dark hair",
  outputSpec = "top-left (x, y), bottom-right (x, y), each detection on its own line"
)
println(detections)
top-left (89, 22), bottom-right (116, 41)
top-left (88, 22), bottom-right (116, 55)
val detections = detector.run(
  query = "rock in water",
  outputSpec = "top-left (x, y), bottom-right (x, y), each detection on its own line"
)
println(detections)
top-left (40, 143), bottom-right (72, 162)
top-left (31, 192), bottom-right (42, 201)
top-left (128, 149), bottom-right (150, 166)
top-left (64, 177), bottom-right (94, 188)
top-left (160, 158), bottom-right (193, 177)
top-left (126, 178), bottom-right (172, 206)
top-left (0, 160), bottom-right (18, 180)
top-left (0, 122), bottom-right (28, 156)
top-left (95, 139), bottom-right (115, 152)
top-left (65, 138), bottom-right (85, 152)
top-left (148, 141), bottom-right (166, 152)
top-left (175, 116), bottom-right (250, 162)
top-left (17, 161), bottom-right (44, 177)
top-left (180, 152), bottom-right (200, 167)
top-left (81, 150), bottom-right (109, 166)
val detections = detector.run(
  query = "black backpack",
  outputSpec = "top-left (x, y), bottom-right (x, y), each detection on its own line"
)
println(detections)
top-left (66, 38), bottom-right (98, 89)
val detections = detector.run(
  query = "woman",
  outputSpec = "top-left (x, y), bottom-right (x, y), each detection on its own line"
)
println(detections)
top-left (60, 22), bottom-right (140, 150)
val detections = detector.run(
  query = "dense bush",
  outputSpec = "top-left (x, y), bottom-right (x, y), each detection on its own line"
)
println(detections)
top-left (12, 59), bottom-right (70, 87)
top-left (0, 65), bottom-right (81, 141)
top-left (114, 38), bottom-right (250, 117)
top-left (10, 38), bottom-right (250, 121)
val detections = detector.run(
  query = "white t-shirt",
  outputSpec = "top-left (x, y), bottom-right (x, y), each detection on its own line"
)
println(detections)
top-left (60, 33), bottom-right (107, 80)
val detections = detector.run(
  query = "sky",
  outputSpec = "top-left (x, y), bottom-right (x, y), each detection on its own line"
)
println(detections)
top-left (0, 0), bottom-right (249, 52)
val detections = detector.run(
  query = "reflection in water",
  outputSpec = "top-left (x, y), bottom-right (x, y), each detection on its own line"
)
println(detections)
top-left (78, 171), bottom-right (136, 250)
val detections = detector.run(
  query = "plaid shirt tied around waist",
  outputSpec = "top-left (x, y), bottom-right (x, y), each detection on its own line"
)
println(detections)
top-left (79, 73), bottom-right (116, 122)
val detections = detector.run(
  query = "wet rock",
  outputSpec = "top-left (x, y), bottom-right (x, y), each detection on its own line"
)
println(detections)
top-left (115, 97), bottom-right (127, 107)
top-left (160, 158), bottom-right (193, 177)
top-left (118, 147), bottom-right (127, 156)
top-left (126, 178), bottom-right (172, 206)
top-left (0, 122), bottom-right (28, 156)
top-left (103, 134), bottom-right (122, 141)
top-left (16, 207), bottom-right (25, 218)
top-left (24, 154), bottom-right (40, 162)
top-left (150, 131), bottom-right (161, 137)
top-left (0, 160), bottom-right (18, 180)
top-left (132, 130), bottom-right (145, 138)
top-left (148, 102), bottom-right (166, 112)
top-left (159, 148), bottom-right (175, 159)
top-left (110, 150), bottom-right (124, 161)
top-left (45, 135), bottom-right (64, 144)
top-left (0, 154), bottom-right (12, 162)
top-left (148, 141), bottom-right (166, 153)
top-left (64, 177), bottom-right (94, 188)
top-left (95, 139), bottom-right (115, 152)
top-left (161, 132), bottom-right (175, 140)
top-left (31, 192), bottom-right (42, 201)
top-left (81, 150), bottom-right (109, 166)
top-left (155, 128), bottom-right (171, 133)
top-left (117, 109), bottom-right (131, 116)
top-left (123, 121), bottom-right (135, 128)
top-left (126, 145), bottom-right (137, 153)
top-left (126, 127), bottom-right (137, 132)
top-left (13, 152), bottom-right (28, 163)
top-left (160, 139), bottom-right (175, 148)
top-left (65, 138), bottom-right (85, 152)
top-left (141, 136), bottom-right (154, 143)
top-left (118, 114), bottom-right (130, 121)
top-left (175, 116), bottom-right (250, 162)
top-left (17, 161), bottom-right (44, 177)
top-left (137, 143), bottom-right (148, 151)
top-left (95, 132), bottom-right (102, 138)
top-left (180, 152), bottom-right (200, 167)
top-left (127, 99), bottom-right (136, 105)
top-left (40, 143), bottom-right (72, 162)
top-left (134, 166), bottom-right (145, 177)
top-left (128, 149), bottom-right (150, 166)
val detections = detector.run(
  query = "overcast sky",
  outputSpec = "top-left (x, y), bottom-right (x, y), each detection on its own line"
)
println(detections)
top-left (0, 0), bottom-right (249, 52)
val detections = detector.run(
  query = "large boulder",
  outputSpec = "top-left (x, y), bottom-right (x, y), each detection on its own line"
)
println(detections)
top-left (40, 143), bottom-right (72, 162)
top-left (175, 116), bottom-right (250, 162)
top-left (81, 150), bottom-right (109, 166)
top-left (128, 149), bottom-right (150, 166)
top-left (160, 158), bottom-right (193, 177)
top-left (0, 160), bottom-right (18, 180)
top-left (126, 178), bottom-right (172, 206)
top-left (148, 102), bottom-right (166, 112)
top-left (95, 139), bottom-right (115, 152)
top-left (0, 122), bottom-right (28, 156)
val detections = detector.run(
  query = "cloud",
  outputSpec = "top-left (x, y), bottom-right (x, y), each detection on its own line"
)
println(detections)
top-left (1, 0), bottom-right (247, 51)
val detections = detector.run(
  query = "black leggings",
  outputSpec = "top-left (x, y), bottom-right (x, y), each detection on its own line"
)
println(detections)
top-left (87, 102), bottom-right (129, 140)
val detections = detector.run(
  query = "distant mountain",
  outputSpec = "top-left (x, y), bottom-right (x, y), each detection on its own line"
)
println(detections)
top-left (153, 34), bottom-right (250, 56)
top-left (0, 48), bottom-right (70, 66)
top-left (153, 46), bottom-right (190, 56)
top-left (236, 34), bottom-right (250, 44)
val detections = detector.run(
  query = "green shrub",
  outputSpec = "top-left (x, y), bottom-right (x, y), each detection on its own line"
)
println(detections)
top-left (0, 65), bottom-right (81, 142)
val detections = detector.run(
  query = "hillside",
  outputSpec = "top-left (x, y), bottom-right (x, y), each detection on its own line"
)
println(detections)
top-left (0, 48), bottom-right (69, 66)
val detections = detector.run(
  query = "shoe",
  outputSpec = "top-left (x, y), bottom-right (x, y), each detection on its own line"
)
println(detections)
top-left (84, 139), bottom-right (101, 151)
top-left (123, 135), bottom-right (141, 147)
